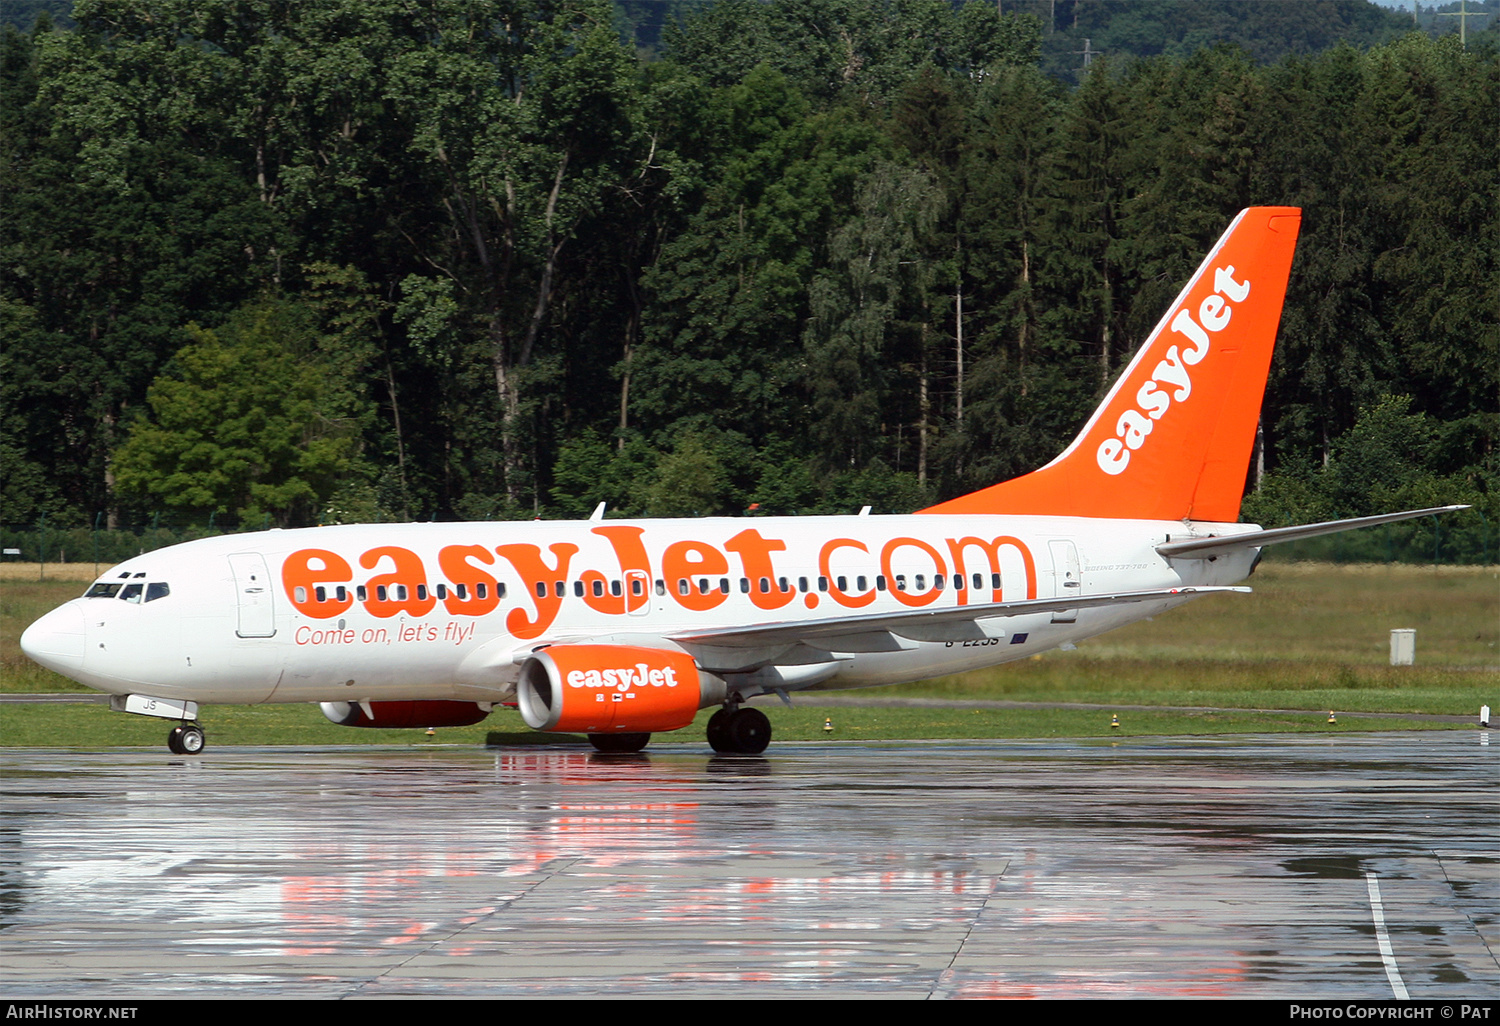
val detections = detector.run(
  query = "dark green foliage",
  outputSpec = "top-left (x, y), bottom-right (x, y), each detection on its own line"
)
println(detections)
top-left (110, 299), bottom-right (370, 526)
top-left (2, 2), bottom-right (1493, 562)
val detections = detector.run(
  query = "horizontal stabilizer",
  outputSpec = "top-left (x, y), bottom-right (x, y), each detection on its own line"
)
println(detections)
top-left (1156, 505), bottom-right (1471, 560)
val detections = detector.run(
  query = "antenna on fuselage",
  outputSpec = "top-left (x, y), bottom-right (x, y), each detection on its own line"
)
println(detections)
top-left (589, 502), bottom-right (607, 521)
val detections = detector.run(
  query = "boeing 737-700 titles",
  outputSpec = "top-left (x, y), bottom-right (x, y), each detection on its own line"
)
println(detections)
top-left (20, 207), bottom-right (1465, 755)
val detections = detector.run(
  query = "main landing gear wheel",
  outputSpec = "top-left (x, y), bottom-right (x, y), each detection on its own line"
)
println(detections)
top-left (706, 708), bottom-right (731, 751)
top-left (167, 724), bottom-right (205, 755)
top-left (707, 707), bottom-right (771, 755)
top-left (588, 732), bottom-right (650, 754)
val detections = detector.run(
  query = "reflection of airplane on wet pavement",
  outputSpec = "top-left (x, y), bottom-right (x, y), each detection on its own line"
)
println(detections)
top-left (21, 207), bottom-right (1464, 756)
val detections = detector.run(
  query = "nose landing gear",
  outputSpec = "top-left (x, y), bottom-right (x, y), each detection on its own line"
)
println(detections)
top-left (167, 723), bottom-right (205, 755)
top-left (706, 703), bottom-right (771, 755)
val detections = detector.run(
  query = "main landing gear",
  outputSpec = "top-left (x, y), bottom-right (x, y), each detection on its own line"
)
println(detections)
top-left (707, 704), bottom-right (771, 755)
top-left (167, 723), bottom-right (205, 755)
top-left (588, 732), bottom-right (651, 754)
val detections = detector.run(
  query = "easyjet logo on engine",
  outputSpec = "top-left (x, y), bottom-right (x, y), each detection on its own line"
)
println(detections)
top-left (1096, 265), bottom-right (1251, 476)
top-left (566, 664), bottom-right (680, 691)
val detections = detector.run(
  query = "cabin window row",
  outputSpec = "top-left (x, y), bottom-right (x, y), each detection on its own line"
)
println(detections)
top-left (292, 572), bottom-right (1005, 606)
top-left (295, 582), bottom-right (503, 604)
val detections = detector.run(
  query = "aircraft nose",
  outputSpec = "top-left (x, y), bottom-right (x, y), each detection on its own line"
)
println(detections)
top-left (20, 602), bottom-right (87, 676)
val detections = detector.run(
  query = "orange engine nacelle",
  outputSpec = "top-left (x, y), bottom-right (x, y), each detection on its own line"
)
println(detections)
top-left (517, 644), bottom-right (723, 735)
top-left (320, 700), bottom-right (493, 729)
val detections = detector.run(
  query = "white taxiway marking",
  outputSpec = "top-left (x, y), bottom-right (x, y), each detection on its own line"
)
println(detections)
top-left (1364, 871), bottom-right (1409, 999)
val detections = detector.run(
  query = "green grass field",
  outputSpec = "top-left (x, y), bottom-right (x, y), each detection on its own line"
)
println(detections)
top-left (2, 560), bottom-right (1495, 746)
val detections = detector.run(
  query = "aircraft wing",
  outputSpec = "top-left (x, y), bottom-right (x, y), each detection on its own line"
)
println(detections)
top-left (667, 585), bottom-right (1248, 653)
top-left (1156, 505), bottom-right (1469, 560)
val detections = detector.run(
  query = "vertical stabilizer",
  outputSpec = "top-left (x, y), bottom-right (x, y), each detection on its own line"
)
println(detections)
top-left (921, 206), bottom-right (1301, 522)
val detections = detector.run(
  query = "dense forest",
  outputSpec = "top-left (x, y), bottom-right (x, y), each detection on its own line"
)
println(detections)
top-left (1, 1), bottom-right (1495, 561)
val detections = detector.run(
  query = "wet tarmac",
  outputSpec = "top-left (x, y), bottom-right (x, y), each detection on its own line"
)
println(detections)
top-left (1, 732), bottom-right (1495, 999)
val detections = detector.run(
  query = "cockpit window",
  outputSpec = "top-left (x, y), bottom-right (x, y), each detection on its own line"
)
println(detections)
top-left (145, 582), bottom-right (170, 602)
top-left (119, 583), bottom-right (144, 603)
top-left (86, 583), bottom-right (122, 598)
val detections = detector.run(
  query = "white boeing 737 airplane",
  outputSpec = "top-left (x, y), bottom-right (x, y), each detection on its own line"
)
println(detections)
top-left (21, 207), bottom-right (1464, 755)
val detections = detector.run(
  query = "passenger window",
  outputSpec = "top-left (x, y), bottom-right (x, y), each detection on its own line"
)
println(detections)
top-left (655, 579), bottom-right (666, 596)
top-left (798, 577), bottom-right (809, 593)
top-left (856, 576), bottom-right (867, 592)
top-left (631, 579), bottom-right (643, 596)
top-left (739, 578), bottom-right (750, 593)
top-left (610, 580), bottom-right (621, 597)
top-left (455, 583), bottom-right (467, 600)
top-left (315, 586), bottom-right (327, 602)
top-left (294, 586), bottom-right (308, 603)
top-left (336, 586), bottom-right (347, 601)
top-left (377, 585), bottom-right (389, 602)
top-left (718, 578), bottom-right (729, 594)
top-left (915, 575), bottom-right (926, 591)
top-left (758, 577), bottom-right (770, 593)
top-left (357, 586), bottom-right (368, 602)
top-left (934, 575), bottom-right (944, 591)
top-left (778, 577), bottom-right (789, 592)
top-left (678, 579), bottom-right (690, 596)
top-left (895, 575), bottom-right (906, 592)
top-left (818, 577), bottom-right (828, 592)
top-left (972, 574), bottom-right (982, 591)
top-left (876, 576), bottom-right (886, 592)
top-left (574, 581), bottom-right (585, 597)
top-left (436, 584), bottom-right (448, 600)
top-left (554, 581), bottom-right (564, 597)
top-left (992, 573), bottom-right (1001, 590)
top-left (145, 582), bottom-right (170, 602)
top-left (592, 579), bottom-right (604, 597)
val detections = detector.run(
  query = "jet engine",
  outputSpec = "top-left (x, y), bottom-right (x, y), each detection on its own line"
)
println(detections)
top-left (320, 700), bottom-right (493, 729)
top-left (517, 644), bottom-right (724, 735)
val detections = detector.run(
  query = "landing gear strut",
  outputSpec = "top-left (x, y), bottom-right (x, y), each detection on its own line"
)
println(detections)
top-left (167, 723), bottom-right (205, 755)
top-left (707, 704), bottom-right (770, 755)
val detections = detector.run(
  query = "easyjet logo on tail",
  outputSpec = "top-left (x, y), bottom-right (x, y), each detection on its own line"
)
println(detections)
top-left (1097, 265), bottom-right (1251, 476)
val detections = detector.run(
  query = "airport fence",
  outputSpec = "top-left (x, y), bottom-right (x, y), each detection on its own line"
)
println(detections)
top-left (2, 505), bottom-right (1495, 571)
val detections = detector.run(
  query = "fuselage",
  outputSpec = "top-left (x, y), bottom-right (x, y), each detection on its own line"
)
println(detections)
top-left (21, 513), bottom-right (1261, 706)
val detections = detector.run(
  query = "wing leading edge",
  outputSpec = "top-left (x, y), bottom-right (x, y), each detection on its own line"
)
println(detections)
top-left (668, 585), bottom-right (1249, 654)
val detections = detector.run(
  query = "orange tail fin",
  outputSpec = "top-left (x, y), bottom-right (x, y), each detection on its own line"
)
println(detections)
top-left (921, 206), bottom-right (1301, 522)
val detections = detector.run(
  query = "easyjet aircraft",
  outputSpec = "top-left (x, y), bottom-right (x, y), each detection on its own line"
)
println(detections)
top-left (21, 207), bottom-right (1464, 756)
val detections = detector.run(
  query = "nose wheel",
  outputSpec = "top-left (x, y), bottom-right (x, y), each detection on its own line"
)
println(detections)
top-left (167, 723), bottom-right (205, 755)
top-left (707, 705), bottom-right (771, 754)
